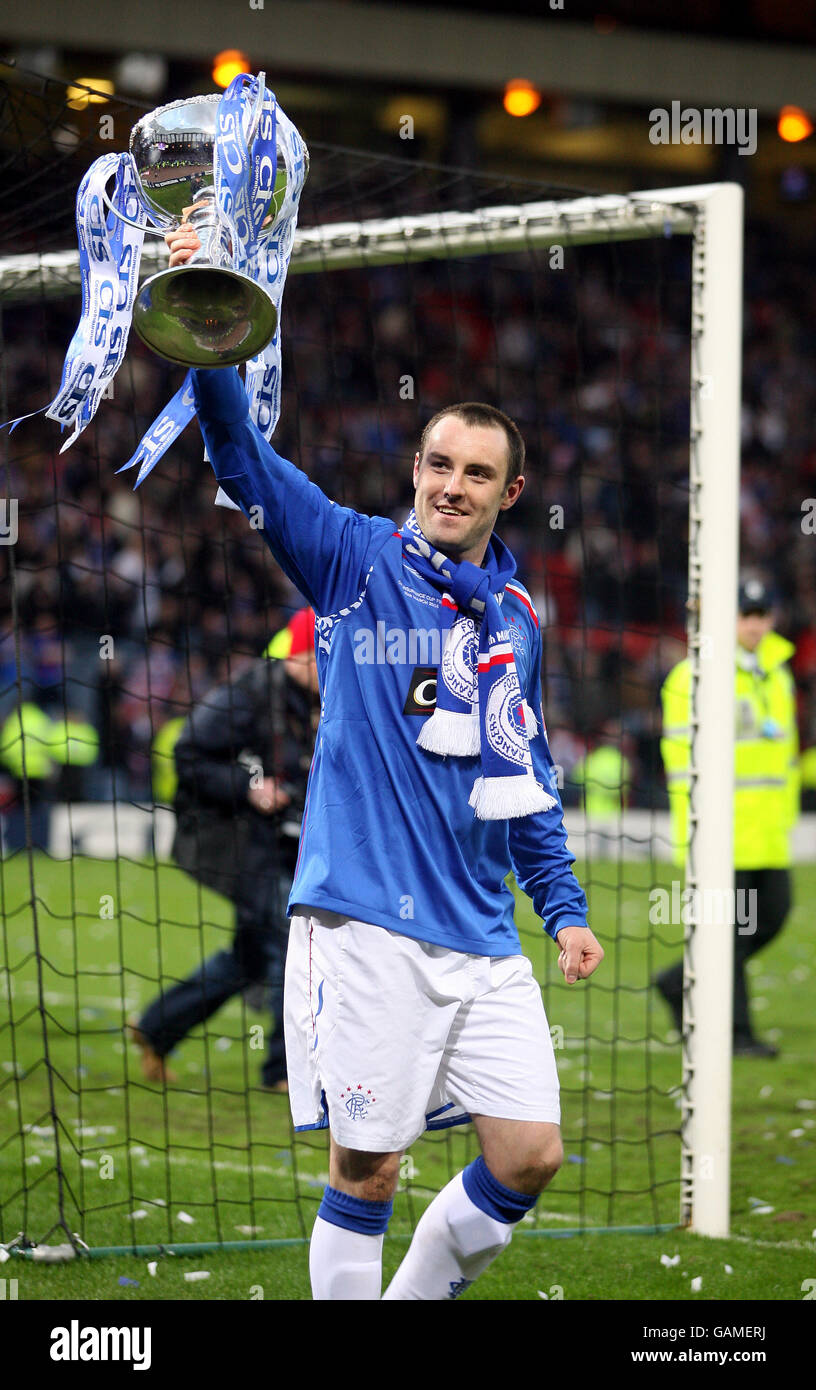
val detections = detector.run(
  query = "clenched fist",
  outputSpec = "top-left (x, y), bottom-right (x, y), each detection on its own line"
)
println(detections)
top-left (555, 924), bottom-right (604, 984)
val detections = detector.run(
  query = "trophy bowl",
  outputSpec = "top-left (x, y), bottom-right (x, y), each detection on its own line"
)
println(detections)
top-left (130, 94), bottom-right (287, 368)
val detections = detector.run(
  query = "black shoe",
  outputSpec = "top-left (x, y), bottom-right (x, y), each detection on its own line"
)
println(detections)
top-left (733, 1036), bottom-right (779, 1059)
top-left (653, 975), bottom-right (683, 1034)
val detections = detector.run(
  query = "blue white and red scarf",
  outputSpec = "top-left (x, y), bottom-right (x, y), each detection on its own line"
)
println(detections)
top-left (400, 512), bottom-right (556, 820)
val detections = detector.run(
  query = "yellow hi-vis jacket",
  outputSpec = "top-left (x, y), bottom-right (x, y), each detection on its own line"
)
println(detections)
top-left (151, 716), bottom-right (186, 807)
top-left (571, 745), bottom-right (632, 819)
top-left (0, 703), bottom-right (56, 780)
top-left (47, 718), bottom-right (100, 769)
top-left (661, 631), bottom-right (799, 868)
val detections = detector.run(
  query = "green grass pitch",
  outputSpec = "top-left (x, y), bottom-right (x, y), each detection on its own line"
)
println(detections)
top-left (1, 852), bottom-right (814, 1300)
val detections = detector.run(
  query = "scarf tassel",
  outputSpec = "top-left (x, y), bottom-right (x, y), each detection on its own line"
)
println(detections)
top-left (521, 701), bottom-right (539, 738)
top-left (417, 707), bottom-right (481, 757)
top-left (468, 774), bottom-right (557, 821)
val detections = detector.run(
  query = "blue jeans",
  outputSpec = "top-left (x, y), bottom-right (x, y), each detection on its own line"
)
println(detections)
top-left (138, 873), bottom-right (292, 1085)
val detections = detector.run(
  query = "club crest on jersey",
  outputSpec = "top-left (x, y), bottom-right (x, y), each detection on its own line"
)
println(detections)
top-left (484, 673), bottom-right (529, 766)
top-left (448, 1277), bottom-right (473, 1299)
top-left (508, 615), bottom-right (527, 655)
top-left (341, 1084), bottom-right (376, 1120)
top-left (441, 618), bottom-right (477, 704)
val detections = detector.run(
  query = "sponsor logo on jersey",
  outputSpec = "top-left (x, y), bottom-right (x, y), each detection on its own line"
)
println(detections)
top-left (403, 667), bottom-right (438, 715)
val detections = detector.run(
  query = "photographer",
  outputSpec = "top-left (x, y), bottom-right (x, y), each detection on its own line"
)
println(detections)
top-left (131, 608), bottom-right (319, 1090)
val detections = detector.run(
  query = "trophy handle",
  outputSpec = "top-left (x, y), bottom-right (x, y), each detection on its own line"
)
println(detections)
top-left (101, 183), bottom-right (172, 236)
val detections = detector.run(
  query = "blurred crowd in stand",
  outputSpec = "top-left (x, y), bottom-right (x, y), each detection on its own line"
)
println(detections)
top-left (2, 216), bottom-right (815, 826)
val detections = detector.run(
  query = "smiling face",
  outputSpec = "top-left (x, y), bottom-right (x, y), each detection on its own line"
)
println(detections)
top-left (412, 416), bottom-right (525, 565)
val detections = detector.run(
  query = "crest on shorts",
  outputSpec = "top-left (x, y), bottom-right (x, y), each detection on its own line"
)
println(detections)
top-left (341, 1083), bottom-right (376, 1120)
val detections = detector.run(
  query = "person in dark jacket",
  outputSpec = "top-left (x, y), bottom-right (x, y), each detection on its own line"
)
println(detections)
top-left (130, 608), bottom-right (319, 1090)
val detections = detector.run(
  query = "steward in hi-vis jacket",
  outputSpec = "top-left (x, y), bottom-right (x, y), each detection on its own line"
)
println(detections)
top-left (655, 579), bottom-right (798, 1058)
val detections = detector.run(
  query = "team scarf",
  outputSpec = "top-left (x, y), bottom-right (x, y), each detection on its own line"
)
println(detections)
top-left (400, 511), bottom-right (557, 821)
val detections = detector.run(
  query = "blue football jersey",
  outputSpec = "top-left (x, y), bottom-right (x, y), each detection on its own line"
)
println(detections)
top-left (192, 368), bottom-right (588, 956)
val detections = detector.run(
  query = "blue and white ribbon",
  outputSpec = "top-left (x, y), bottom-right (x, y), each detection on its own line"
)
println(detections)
top-left (214, 73), bottom-right (277, 273)
top-left (116, 372), bottom-right (197, 485)
top-left (242, 104), bottom-right (307, 442)
top-left (3, 152), bottom-right (150, 447)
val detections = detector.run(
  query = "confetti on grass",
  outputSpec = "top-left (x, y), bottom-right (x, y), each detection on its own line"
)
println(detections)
top-left (748, 1197), bottom-right (775, 1215)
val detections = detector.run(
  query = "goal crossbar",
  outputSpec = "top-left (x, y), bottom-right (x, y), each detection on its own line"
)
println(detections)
top-left (0, 189), bottom-right (698, 302)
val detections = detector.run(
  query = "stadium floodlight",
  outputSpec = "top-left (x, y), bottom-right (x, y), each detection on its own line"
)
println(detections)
top-left (0, 168), bottom-right (741, 1247)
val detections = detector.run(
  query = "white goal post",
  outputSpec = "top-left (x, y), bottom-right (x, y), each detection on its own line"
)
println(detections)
top-left (0, 182), bottom-right (744, 1237)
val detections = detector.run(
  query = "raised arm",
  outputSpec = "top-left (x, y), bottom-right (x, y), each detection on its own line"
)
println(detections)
top-left (191, 367), bottom-right (392, 616)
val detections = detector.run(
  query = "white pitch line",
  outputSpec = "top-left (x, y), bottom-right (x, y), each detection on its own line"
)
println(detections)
top-left (725, 1233), bottom-right (816, 1252)
top-left (11, 982), bottom-right (140, 1010)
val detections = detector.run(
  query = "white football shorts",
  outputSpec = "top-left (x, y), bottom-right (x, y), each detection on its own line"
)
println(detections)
top-left (284, 907), bottom-right (561, 1152)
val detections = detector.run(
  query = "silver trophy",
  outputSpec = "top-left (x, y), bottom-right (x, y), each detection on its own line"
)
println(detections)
top-left (123, 94), bottom-right (297, 368)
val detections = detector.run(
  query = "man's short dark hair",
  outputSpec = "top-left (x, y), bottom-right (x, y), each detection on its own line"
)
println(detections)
top-left (419, 402), bottom-right (526, 489)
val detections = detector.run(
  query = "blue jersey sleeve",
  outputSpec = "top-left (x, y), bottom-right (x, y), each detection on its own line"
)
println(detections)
top-left (508, 622), bottom-right (589, 942)
top-left (191, 368), bottom-right (392, 615)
